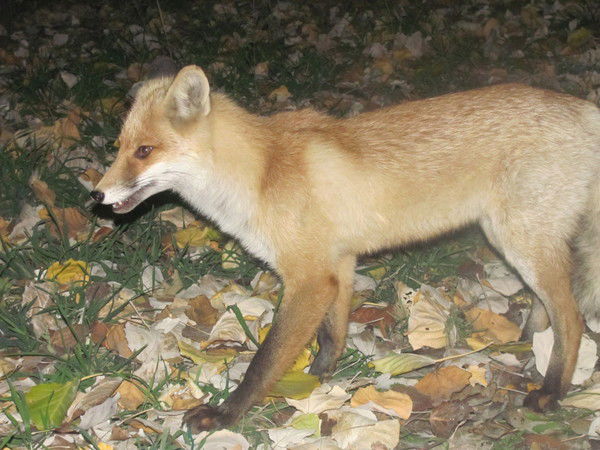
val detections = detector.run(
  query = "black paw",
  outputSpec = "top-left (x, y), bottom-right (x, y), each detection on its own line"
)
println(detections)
top-left (183, 404), bottom-right (232, 433)
top-left (523, 389), bottom-right (559, 412)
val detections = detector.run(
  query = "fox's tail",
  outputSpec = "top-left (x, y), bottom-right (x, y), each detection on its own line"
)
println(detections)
top-left (574, 176), bottom-right (600, 331)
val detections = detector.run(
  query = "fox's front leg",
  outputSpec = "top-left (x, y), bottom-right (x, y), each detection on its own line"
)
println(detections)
top-left (183, 265), bottom-right (340, 432)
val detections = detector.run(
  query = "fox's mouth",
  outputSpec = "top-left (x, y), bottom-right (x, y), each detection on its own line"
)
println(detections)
top-left (110, 187), bottom-right (150, 214)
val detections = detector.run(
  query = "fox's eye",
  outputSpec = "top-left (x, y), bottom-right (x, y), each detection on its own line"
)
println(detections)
top-left (135, 145), bottom-right (154, 159)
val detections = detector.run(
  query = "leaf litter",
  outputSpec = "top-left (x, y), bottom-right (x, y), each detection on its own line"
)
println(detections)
top-left (1, 0), bottom-right (600, 448)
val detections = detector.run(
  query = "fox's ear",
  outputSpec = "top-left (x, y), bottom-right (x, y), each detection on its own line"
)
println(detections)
top-left (164, 65), bottom-right (211, 122)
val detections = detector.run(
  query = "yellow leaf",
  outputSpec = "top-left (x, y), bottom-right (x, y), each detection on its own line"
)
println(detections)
top-left (268, 85), bottom-right (291, 102)
top-left (116, 380), bottom-right (146, 410)
top-left (351, 385), bottom-right (412, 419)
top-left (0, 217), bottom-right (10, 241)
top-left (97, 443), bottom-right (114, 450)
top-left (466, 365), bottom-right (488, 387)
top-left (367, 266), bottom-right (387, 280)
top-left (270, 371), bottom-right (320, 399)
top-left (178, 340), bottom-right (236, 366)
top-left (259, 325), bottom-right (315, 371)
top-left (466, 336), bottom-right (490, 350)
top-left (46, 259), bottom-right (89, 285)
top-left (174, 226), bottom-right (208, 248)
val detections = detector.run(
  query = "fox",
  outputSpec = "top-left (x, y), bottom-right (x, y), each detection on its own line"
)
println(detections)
top-left (91, 65), bottom-right (600, 431)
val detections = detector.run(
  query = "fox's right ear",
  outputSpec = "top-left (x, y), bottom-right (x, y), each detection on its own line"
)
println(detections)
top-left (164, 65), bottom-right (211, 123)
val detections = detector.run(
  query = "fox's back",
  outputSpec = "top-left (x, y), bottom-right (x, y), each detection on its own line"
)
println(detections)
top-left (272, 84), bottom-right (600, 253)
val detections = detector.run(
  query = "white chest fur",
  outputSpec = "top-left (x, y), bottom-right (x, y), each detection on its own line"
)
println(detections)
top-left (177, 171), bottom-right (276, 267)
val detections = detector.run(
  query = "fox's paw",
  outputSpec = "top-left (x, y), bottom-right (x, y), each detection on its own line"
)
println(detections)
top-left (183, 405), bottom-right (232, 433)
top-left (523, 389), bottom-right (559, 412)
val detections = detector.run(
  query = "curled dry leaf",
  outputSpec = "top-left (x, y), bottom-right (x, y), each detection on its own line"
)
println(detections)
top-left (350, 385), bottom-right (412, 419)
top-left (185, 294), bottom-right (219, 327)
top-left (286, 384), bottom-right (351, 415)
top-left (326, 407), bottom-right (400, 449)
top-left (532, 328), bottom-right (597, 385)
top-left (194, 429), bottom-right (250, 450)
top-left (406, 286), bottom-right (452, 350)
top-left (560, 383), bottom-right (600, 410)
top-left (67, 378), bottom-right (122, 421)
top-left (465, 307), bottom-right (521, 344)
top-left (414, 366), bottom-right (472, 404)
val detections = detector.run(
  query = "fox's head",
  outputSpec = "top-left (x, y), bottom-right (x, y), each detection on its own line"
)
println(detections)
top-left (91, 65), bottom-right (213, 213)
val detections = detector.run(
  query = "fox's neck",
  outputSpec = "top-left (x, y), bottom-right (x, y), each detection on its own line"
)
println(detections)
top-left (178, 95), bottom-right (276, 265)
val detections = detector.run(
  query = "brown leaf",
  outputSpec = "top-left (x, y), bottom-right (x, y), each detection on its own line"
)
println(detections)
top-left (93, 226), bottom-right (114, 242)
top-left (116, 380), bottom-right (146, 410)
top-left (50, 324), bottom-right (88, 352)
top-left (465, 307), bottom-right (521, 344)
top-left (414, 366), bottom-right (472, 404)
top-left (67, 378), bottom-right (122, 421)
top-left (349, 304), bottom-right (396, 337)
top-left (392, 385), bottom-right (433, 412)
top-left (429, 401), bottom-right (472, 438)
top-left (91, 321), bottom-right (109, 344)
top-left (51, 107), bottom-right (82, 143)
top-left (103, 324), bottom-right (134, 358)
top-left (29, 176), bottom-right (56, 207)
top-left (350, 385), bottom-right (412, 419)
top-left (185, 295), bottom-right (219, 327)
top-left (40, 206), bottom-right (89, 240)
top-left (110, 425), bottom-right (130, 441)
top-left (524, 434), bottom-right (569, 450)
top-left (80, 168), bottom-right (104, 187)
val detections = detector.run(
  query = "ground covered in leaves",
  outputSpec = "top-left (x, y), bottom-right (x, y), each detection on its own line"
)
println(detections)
top-left (1, 0), bottom-right (600, 448)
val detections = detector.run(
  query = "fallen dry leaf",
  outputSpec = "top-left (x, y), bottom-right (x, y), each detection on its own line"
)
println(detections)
top-left (350, 385), bottom-right (412, 419)
top-left (46, 259), bottom-right (89, 285)
top-left (269, 85), bottom-right (292, 102)
top-left (414, 366), bottom-right (472, 404)
top-left (93, 323), bottom-right (134, 358)
top-left (29, 175), bottom-right (56, 206)
top-left (40, 206), bottom-right (89, 240)
top-left (406, 286), bottom-right (452, 350)
top-left (185, 294), bottom-right (219, 327)
top-left (429, 401), bottom-right (472, 438)
top-left (349, 304), bottom-right (396, 337)
top-left (116, 380), bottom-right (146, 410)
top-left (465, 307), bottom-right (521, 344)
top-left (466, 364), bottom-right (488, 387)
top-left (286, 384), bottom-right (351, 415)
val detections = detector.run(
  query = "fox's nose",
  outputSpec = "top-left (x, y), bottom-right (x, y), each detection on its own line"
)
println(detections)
top-left (90, 190), bottom-right (105, 203)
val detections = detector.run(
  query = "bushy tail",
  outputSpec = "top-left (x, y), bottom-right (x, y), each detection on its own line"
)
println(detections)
top-left (574, 177), bottom-right (600, 332)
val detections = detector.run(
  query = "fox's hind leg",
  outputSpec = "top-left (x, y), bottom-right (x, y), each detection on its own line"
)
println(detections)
top-left (522, 297), bottom-right (549, 340)
top-left (310, 255), bottom-right (356, 378)
top-left (481, 216), bottom-right (583, 410)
